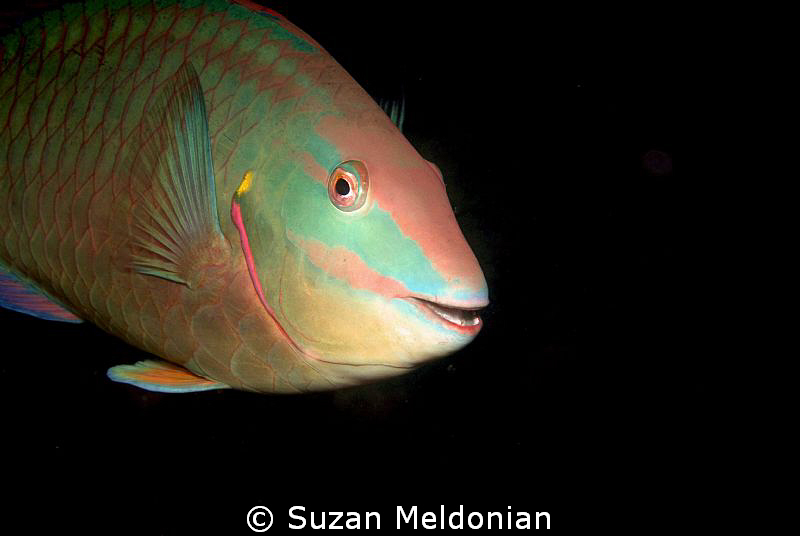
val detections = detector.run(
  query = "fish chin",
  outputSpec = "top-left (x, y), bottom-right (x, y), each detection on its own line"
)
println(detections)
top-left (308, 360), bottom-right (416, 388)
top-left (273, 247), bottom-right (485, 376)
top-left (325, 296), bottom-right (482, 370)
top-left (279, 292), bottom-right (481, 374)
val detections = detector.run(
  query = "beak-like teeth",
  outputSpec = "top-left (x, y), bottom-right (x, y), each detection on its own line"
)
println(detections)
top-left (416, 299), bottom-right (482, 327)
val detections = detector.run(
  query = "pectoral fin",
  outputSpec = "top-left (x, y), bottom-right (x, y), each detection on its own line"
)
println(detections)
top-left (107, 360), bottom-right (229, 393)
top-left (130, 62), bottom-right (228, 288)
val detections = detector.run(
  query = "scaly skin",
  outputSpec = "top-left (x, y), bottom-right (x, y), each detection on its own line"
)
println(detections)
top-left (0, 0), bottom-right (489, 393)
top-left (0, 0), bottom-right (355, 392)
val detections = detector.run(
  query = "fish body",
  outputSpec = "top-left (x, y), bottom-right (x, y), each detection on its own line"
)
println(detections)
top-left (0, 0), bottom-right (488, 393)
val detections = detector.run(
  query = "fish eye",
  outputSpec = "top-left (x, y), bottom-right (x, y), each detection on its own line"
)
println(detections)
top-left (328, 160), bottom-right (368, 212)
top-left (335, 178), bottom-right (350, 196)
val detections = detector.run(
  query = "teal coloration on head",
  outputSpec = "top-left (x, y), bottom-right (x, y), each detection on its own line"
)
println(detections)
top-left (299, 119), bottom-right (342, 170)
top-left (228, 39), bottom-right (489, 377)
top-left (0, 0), bottom-right (487, 392)
top-left (283, 181), bottom-right (452, 299)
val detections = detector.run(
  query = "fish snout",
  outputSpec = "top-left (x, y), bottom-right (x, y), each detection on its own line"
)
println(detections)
top-left (428, 209), bottom-right (489, 305)
top-left (404, 254), bottom-right (489, 336)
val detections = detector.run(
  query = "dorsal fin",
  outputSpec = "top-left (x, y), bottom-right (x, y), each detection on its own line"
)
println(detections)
top-left (130, 62), bottom-right (228, 287)
top-left (379, 95), bottom-right (406, 132)
top-left (0, 263), bottom-right (82, 323)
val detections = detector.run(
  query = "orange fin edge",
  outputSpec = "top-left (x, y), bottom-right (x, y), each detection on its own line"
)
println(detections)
top-left (107, 360), bottom-right (228, 393)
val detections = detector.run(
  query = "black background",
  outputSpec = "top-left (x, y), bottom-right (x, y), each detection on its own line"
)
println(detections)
top-left (3, 1), bottom-right (704, 532)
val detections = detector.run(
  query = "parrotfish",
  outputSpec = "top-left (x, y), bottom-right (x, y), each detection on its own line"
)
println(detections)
top-left (0, 0), bottom-right (488, 393)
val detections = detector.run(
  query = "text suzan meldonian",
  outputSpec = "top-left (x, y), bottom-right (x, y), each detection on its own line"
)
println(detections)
top-left (287, 505), bottom-right (550, 529)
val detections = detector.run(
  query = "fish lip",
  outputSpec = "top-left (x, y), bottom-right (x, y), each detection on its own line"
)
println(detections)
top-left (402, 297), bottom-right (487, 334)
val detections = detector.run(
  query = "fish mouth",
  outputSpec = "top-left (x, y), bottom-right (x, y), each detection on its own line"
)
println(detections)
top-left (403, 297), bottom-right (485, 334)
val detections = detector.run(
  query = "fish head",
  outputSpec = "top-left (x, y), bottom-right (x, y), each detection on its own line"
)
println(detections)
top-left (232, 84), bottom-right (487, 387)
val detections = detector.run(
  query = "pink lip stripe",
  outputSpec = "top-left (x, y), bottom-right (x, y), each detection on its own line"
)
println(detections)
top-left (231, 199), bottom-right (311, 358)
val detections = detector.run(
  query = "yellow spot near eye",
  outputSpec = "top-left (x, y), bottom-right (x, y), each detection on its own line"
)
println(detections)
top-left (237, 170), bottom-right (254, 196)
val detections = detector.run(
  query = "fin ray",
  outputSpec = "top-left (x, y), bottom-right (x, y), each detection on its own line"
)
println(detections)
top-left (0, 264), bottom-right (82, 323)
top-left (130, 62), bottom-right (227, 286)
top-left (380, 95), bottom-right (406, 132)
top-left (107, 359), bottom-right (228, 393)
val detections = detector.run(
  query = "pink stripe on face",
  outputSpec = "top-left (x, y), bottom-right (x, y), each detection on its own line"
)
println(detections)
top-left (231, 199), bottom-right (312, 357)
top-left (287, 231), bottom-right (412, 299)
top-left (316, 115), bottom-right (488, 306)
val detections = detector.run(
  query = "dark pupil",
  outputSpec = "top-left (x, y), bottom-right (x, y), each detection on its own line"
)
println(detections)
top-left (335, 178), bottom-right (351, 196)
